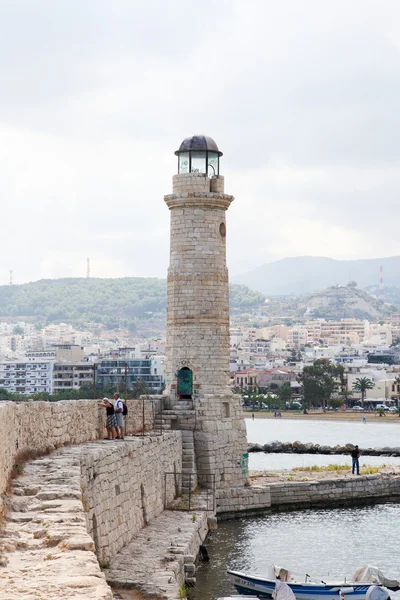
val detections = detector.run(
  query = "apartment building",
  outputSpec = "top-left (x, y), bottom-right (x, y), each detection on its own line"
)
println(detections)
top-left (52, 362), bottom-right (94, 392)
top-left (304, 319), bottom-right (369, 344)
top-left (287, 326), bottom-right (308, 348)
top-left (96, 359), bottom-right (164, 393)
top-left (239, 339), bottom-right (271, 354)
top-left (0, 360), bottom-right (53, 394)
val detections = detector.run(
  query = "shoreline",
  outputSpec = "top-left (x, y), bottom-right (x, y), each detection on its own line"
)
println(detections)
top-left (244, 410), bottom-right (400, 423)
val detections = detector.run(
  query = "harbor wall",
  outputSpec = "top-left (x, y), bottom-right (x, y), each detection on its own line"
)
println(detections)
top-left (269, 473), bottom-right (400, 510)
top-left (216, 485), bottom-right (271, 517)
top-left (0, 398), bottom-right (155, 517)
top-left (81, 434), bottom-right (182, 562)
top-left (0, 435), bottom-right (183, 599)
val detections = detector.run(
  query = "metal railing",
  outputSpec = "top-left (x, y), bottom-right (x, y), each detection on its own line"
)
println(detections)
top-left (127, 396), bottom-right (165, 437)
top-left (164, 472), bottom-right (215, 512)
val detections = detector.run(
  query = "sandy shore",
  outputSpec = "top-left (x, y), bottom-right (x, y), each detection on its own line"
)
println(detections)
top-left (244, 410), bottom-right (400, 423)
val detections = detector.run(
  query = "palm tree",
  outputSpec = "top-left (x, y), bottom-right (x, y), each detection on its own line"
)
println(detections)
top-left (352, 377), bottom-right (375, 407)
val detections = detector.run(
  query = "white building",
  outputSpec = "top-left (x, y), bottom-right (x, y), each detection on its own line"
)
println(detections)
top-left (0, 360), bottom-right (54, 394)
top-left (52, 362), bottom-right (94, 393)
top-left (287, 326), bottom-right (308, 348)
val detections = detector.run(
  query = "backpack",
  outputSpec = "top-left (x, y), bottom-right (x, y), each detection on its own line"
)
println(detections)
top-left (122, 402), bottom-right (128, 416)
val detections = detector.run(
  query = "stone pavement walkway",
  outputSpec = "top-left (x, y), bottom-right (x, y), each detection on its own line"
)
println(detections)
top-left (0, 452), bottom-right (113, 600)
top-left (105, 510), bottom-right (209, 600)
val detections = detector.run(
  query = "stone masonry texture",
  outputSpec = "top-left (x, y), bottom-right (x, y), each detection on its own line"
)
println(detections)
top-left (164, 172), bottom-right (249, 491)
top-left (81, 434), bottom-right (182, 562)
top-left (0, 434), bottom-right (182, 599)
top-left (0, 449), bottom-right (113, 600)
top-left (0, 398), bottom-right (156, 518)
top-left (269, 473), bottom-right (400, 510)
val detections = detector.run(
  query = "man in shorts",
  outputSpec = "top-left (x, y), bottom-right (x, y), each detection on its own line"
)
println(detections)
top-left (114, 393), bottom-right (124, 440)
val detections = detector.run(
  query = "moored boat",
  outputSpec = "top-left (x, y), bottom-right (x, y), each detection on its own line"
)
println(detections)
top-left (228, 565), bottom-right (400, 600)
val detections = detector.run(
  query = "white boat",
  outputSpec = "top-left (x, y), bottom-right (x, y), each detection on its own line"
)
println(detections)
top-left (228, 565), bottom-right (400, 600)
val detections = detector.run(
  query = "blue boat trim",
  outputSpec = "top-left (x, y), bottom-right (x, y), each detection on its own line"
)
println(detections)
top-left (228, 570), bottom-right (374, 600)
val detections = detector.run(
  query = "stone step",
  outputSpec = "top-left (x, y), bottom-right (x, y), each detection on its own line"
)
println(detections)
top-left (182, 462), bottom-right (194, 470)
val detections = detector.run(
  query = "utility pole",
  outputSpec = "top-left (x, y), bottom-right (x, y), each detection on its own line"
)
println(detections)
top-left (86, 257), bottom-right (90, 279)
top-left (93, 363), bottom-right (97, 399)
top-left (378, 265), bottom-right (384, 301)
top-left (124, 362), bottom-right (128, 400)
top-left (9, 270), bottom-right (13, 285)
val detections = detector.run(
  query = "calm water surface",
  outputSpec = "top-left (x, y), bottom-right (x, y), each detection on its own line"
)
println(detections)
top-left (191, 504), bottom-right (400, 600)
top-left (246, 418), bottom-right (400, 448)
top-left (246, 418), bottom-right (400, 471)
top-left (191, 420), bottom-right (400, 599)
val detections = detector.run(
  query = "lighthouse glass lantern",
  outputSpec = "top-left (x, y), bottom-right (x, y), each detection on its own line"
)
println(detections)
top-left (175, 134), bottom-right (222, 176)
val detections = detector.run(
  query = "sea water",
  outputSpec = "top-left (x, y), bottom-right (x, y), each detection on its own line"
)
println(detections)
top-left (190, 419), bottom-right (400, 600)
top-left (191, 504), bottom-right (400, 600)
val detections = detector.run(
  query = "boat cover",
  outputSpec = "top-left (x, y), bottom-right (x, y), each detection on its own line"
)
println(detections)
top-left (353, 566), bottom-right (400, 590)
top-left (272, 581), bottom-right (296, 600)
top-left (366, 586), bottom-right (390, 600)
top-left (273, 566), bottom-right (295, 582)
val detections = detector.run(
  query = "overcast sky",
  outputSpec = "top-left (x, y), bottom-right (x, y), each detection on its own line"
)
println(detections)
top-left (1, 0), bottom-right (400, 285)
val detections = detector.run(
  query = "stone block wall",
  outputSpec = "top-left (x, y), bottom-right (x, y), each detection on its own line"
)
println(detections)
top-left (81, 433), bottom-right (182, 562)
top-left (194, 393), bottom-right (249, 489)
top-left (0, 399), bottom-right (155, 516)
top-left (172, 173), bottom-right (211, 193)
top-left (164, 190), bottom-right (234, 397)
top-left (269, 474), bottom-right (400, 510)
top-left (216, 486), bottom-right (271, 517)
top-left (210, 175), bottom-right (224, 193)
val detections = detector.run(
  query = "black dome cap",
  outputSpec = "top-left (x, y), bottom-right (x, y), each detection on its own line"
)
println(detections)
top-left (175, 135), bottom-right (223, 156)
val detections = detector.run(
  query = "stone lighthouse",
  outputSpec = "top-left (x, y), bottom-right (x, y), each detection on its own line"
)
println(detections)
top-left (164, 135), bottom-right (248, 491)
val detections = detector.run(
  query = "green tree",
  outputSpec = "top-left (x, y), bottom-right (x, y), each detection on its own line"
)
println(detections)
top-left (328, 397), bottom-right (344, 410)
top-left (131, 379), bottom-right (150, 398)
top-left (298, 359), bottom-right (343, 411)
top-left (352, 377), bottom-right (375, 407)
top-left (278, 382), bottom-right (292, 404)
top-left (12, 325), bottom-right (24, 334)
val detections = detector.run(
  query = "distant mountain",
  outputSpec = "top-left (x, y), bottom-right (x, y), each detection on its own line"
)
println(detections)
top-left (232, 256), bottom-right (400, 296)
top-left (287, 284), bottom-right (394, 321)
top-left (0, 278), bottom-right (265, 329)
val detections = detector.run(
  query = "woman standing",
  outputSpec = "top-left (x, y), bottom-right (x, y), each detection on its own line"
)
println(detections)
top-left (98, 397), bottom-right (117, 440)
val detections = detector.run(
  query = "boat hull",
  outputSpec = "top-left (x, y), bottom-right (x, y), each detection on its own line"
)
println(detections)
top-left (229, 571), bottom-right (373, 600)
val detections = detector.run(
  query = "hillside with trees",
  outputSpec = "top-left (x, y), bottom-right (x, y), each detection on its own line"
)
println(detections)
top-left (259, 282), bottom-right (394, 322)
top-left (289, 282), bottom-right (394, 320)
top-left (0, 277), bottom-right (265, 330)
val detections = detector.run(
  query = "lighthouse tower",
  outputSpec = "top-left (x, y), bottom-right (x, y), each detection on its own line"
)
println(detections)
top-left (164, 135), bottom-right (248, 489)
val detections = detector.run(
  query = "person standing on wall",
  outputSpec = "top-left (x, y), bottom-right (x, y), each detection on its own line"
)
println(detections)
top-left (351, 444), bottom-right (360, 475)
top-left (114, 392), bottom-right (125, 440)
top-left (98, 398), bottom-right (117, 440)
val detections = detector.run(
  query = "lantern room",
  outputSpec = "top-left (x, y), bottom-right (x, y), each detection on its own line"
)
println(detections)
top-left (175, 134), bottom-right (223, 176)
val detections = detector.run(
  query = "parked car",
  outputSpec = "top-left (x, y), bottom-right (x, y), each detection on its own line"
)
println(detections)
top-left (352, 406), bottom-right (364, 411)
top-left (388, 406), bottom-right (398, 413)
top-left (376, 404), bottom-right (390, 411)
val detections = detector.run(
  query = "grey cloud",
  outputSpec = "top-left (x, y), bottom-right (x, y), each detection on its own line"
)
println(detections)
top-left (1, 0), bottom-right (400, 284)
